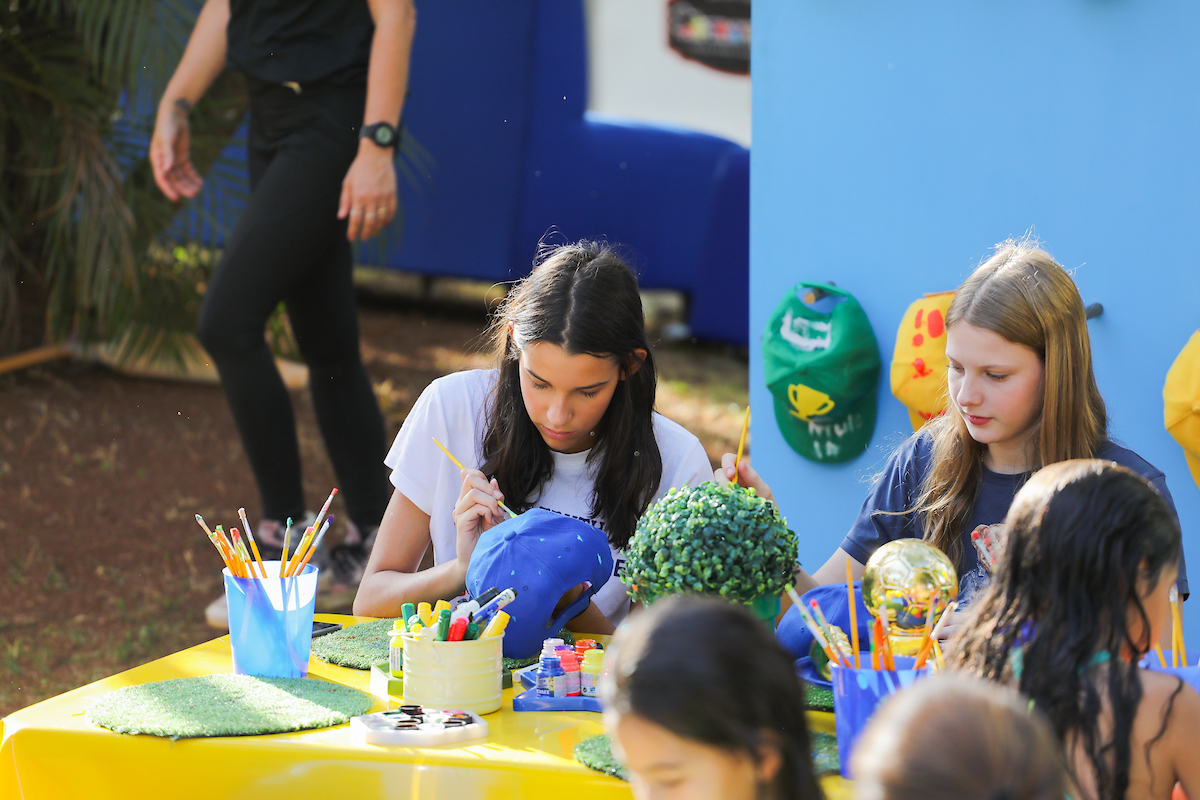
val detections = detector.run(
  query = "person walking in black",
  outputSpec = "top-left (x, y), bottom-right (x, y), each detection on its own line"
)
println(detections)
top-left (150, 0), bottom-right (414, 626)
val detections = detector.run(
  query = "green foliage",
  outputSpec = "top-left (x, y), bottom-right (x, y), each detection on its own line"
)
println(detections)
top-left (621, 482), bottom-right (798, 605)
top-left (1, 1), bottom-right (424, 363)
top-left (0, 0), bottom-right (246, 356)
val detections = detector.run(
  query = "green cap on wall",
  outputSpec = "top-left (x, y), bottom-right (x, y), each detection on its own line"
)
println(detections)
top-left (763, 283), bottom-right (881, 463)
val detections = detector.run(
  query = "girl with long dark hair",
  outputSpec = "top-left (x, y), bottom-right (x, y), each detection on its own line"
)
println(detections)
top-left (952, 459), bottom-right (1200, 800)
top-left (602, 595), bottom-right (824, 800)
top-left (353, 241), bottom-right (712, 628)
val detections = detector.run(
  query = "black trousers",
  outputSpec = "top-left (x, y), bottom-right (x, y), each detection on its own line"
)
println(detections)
top-left (196, 78), bottom-right (391, 532)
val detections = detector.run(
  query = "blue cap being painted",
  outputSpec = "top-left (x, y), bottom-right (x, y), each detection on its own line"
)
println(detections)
top-left (466, 508), bottom-right (613, 659)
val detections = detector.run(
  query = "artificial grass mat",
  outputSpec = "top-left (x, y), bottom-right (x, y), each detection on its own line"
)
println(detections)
top-left (804, 683), bottom-right (834, 712)
top-left (311, 618), bottom-right (576, 671)
top-left (87, 674), bottom-right (374, 739)
top-left (311, 618), bottom-right (398, 670)
top-left (574, 729), bottom-right (841, 781)
top-left (574, 734), bottom-right (629, 781)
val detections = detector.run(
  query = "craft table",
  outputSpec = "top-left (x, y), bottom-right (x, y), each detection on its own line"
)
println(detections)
top-left (0, 614), bottom-right (852, 800)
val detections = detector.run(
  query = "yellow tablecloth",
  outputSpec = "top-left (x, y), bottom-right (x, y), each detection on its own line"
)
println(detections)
top-left (0, 615), bottom-right (852, 800)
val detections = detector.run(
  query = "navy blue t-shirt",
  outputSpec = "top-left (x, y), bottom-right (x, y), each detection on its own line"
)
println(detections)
top-left (839, 432), bottom-right (1189, 605)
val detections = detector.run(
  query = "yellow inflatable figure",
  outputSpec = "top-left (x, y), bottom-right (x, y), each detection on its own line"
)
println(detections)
top-left (890, 291), bottom-right (954, 431)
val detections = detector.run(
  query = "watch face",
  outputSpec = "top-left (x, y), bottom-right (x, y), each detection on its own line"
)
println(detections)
top-left (373, 125), bottom-right (395, 146)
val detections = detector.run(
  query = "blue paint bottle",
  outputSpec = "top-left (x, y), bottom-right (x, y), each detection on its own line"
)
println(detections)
top-left (536, 655), bottom-right (565, 698)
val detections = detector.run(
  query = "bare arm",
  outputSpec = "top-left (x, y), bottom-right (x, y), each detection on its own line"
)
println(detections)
top-left (150, 0), bottom-right (230, 200)
top-left (353, 467), bottom-right (506, 616)
top-left (567, 602), bottom-right (616, 636)
top-left (353, 490), bottom-right (457, 615)
top-left (339, 0), bottom-right (416, 241)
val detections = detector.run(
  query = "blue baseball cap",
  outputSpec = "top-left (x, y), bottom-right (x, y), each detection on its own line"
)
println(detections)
top-left (465, 508), bottom-right (614, 659)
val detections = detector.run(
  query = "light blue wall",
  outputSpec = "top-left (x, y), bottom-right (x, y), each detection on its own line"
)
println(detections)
top-left (752, 1), bottom-right (1200, 646)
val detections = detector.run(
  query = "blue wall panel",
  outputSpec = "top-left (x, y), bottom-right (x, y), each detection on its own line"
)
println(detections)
top-left (753, 1), bottom-right (1200, 643)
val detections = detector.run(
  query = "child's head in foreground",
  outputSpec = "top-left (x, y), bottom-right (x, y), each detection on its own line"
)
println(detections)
top-left (851, 673), bottom-right (1066, 800)
top-left (600, 595), bottom-right (823, 800)
top-left (952, 459), bottom-right (1183, 799)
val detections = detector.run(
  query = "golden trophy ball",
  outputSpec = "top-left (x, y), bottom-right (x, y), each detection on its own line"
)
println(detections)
top-left (861, 539), bottom-right (958, 657)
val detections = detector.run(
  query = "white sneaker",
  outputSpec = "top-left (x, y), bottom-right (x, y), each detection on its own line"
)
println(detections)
top-left (205, 594), bottom-right (229, 630)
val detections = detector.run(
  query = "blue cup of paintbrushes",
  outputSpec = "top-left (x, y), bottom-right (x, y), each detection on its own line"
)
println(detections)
top-left (224, 561), bottom-right (318, 679)
top-left (1139, 650), bottom-right (1200, 695)
top-left (832, 656), bottom-right (929, 778)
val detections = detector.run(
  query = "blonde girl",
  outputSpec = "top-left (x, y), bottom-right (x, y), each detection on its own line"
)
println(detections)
top-left (726, 237), bottom-right (1186, 615)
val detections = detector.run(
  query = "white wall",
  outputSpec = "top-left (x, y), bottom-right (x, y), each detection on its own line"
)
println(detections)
top-left (585, 0), bottom-right (751, 146)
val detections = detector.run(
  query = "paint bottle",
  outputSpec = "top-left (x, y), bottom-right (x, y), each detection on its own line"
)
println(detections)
top-left (580, 648), bottom-right (603, 697)
top-left (388, 620), bottom-right (405, 678)
top-left (574, 639), bottom-right (598, 662)
top-left (560, 651), bottom-right (581, 696)
top-left (536, 655), bottom-right (565, 698)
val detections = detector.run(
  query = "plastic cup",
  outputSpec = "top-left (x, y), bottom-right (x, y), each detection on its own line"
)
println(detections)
top-left (1140, 649), bottom-right (1200, 695)
top-left (832, 655), bottom-right (929, 777)
top-left (223, 561), bottom-right (318, 679)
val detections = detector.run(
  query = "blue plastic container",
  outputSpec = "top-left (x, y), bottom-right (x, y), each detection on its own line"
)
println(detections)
top-left (831, 656), bottom-right (929, 778)
top-left (224, 562), bottom-right (318, 679)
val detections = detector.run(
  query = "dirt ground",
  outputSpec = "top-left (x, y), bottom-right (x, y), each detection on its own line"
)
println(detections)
top-left (0, 290), bottom-right (747, 719)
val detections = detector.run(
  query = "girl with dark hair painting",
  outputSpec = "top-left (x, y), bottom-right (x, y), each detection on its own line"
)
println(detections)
top-left (601, 595), bottom-right (824, 800)
top-left (952, 459), bottom-right (1200, 800)
top-left (353, 241), bottom-right (712, 628)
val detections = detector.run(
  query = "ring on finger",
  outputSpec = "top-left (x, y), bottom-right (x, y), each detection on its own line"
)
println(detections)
top-left (377, 207), bottom-right (388, 216)
top-left (364, 209), bottom-right (376, 217)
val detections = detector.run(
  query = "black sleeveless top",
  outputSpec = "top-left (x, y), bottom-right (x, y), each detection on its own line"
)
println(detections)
top-left (226, 0), bottom-right (374, 86)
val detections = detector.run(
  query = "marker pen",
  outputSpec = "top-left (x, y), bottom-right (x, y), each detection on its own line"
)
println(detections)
top-left (481, 611), bottom-right (510, 639)
top-left (473, 588), bottom-right (517, 628)
top-left (400, 603), bottom-right (416, 631)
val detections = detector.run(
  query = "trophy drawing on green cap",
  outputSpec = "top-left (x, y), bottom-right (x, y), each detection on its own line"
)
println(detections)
top-left (763, 283), bottom-right (882, 463)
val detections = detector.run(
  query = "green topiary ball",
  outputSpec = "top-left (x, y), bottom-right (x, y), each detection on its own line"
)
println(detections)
top-left (621, 482), bottom-right (798, 606)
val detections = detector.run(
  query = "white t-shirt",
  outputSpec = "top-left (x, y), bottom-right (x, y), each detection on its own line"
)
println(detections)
top-left (384, 369), bottom-right (713, 622)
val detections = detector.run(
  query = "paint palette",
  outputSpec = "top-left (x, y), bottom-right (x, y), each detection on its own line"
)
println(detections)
top-left (350, 705), bottom-right (488, 746)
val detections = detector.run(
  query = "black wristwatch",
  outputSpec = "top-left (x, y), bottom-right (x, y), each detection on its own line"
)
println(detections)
top-left (360, 121), bottom-right (399, 149)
